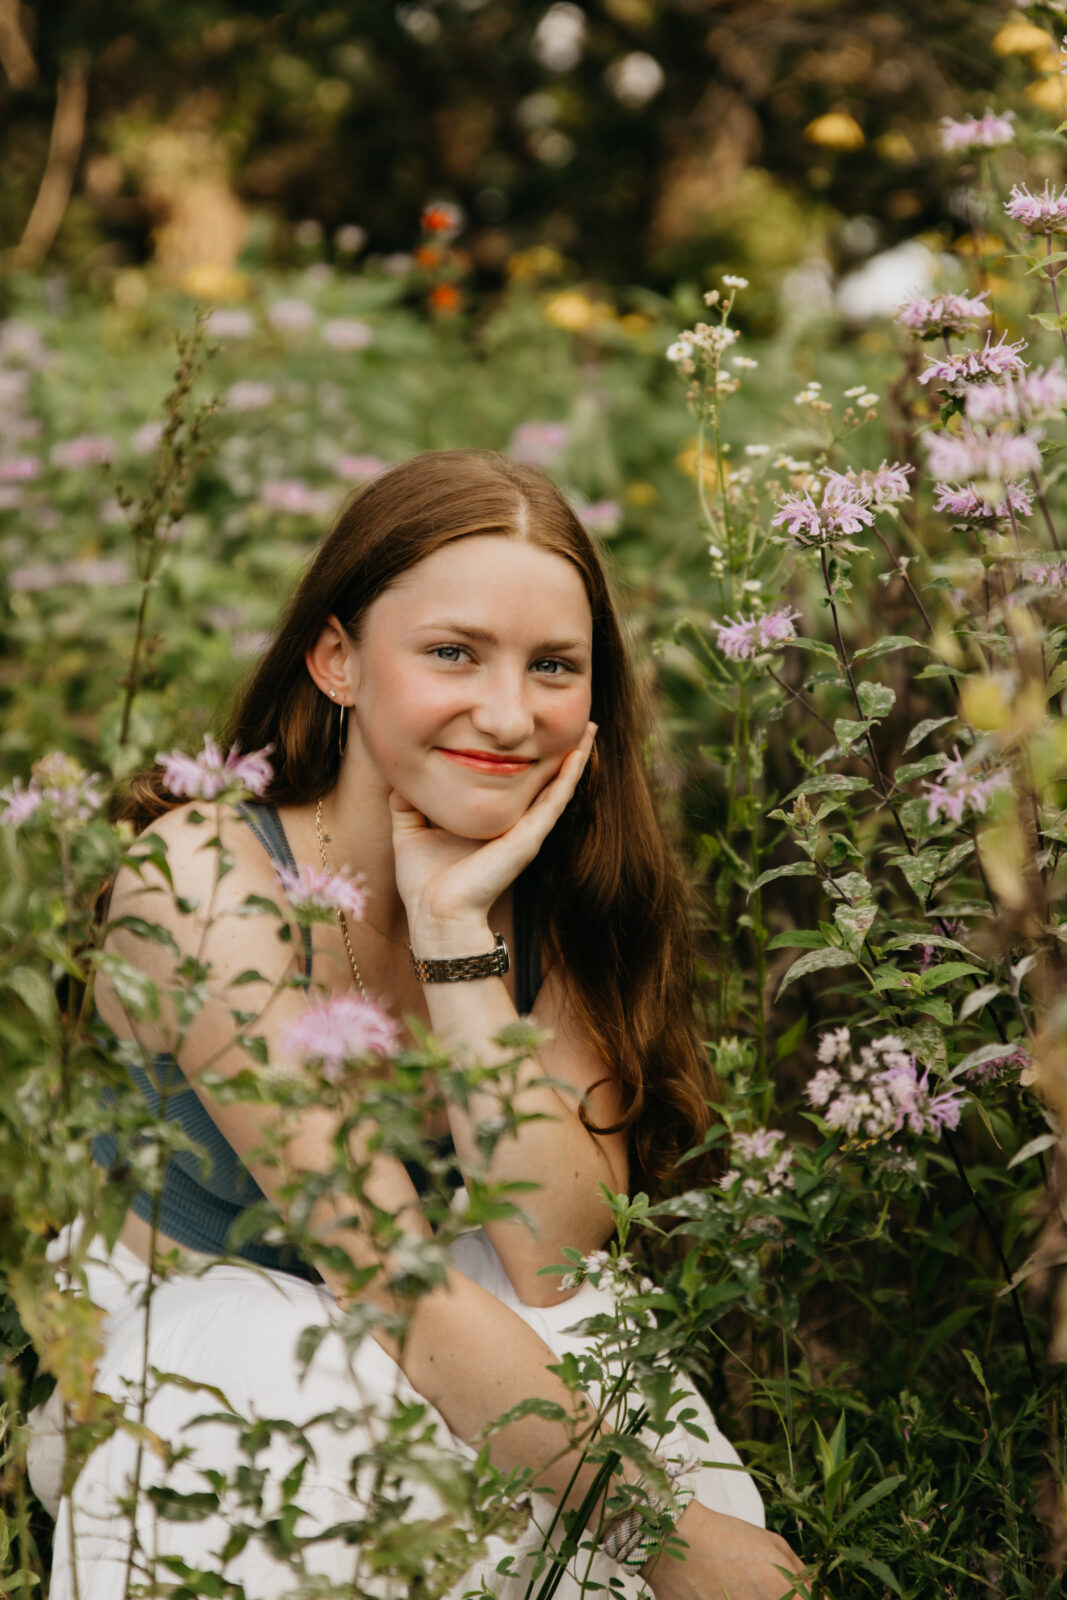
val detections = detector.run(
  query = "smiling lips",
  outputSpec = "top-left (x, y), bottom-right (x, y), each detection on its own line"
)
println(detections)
top-left (438, 748), bottom-right (536, 775)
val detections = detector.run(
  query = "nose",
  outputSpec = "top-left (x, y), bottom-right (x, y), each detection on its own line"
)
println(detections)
top-left (469, 665), bottom-right (535, 748)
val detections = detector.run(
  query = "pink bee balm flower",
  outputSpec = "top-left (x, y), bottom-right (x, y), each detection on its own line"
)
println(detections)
top-left (321, 318), bottom-right (374, 351)
top-left (839, 460), bottom-right (914, 510)
top-left (276, 863), bottom-right (368, 921)
top-left (334, 454), bottom-right (389, 482)
top-left (1004, 181), bottom-right (1067, 233)
top-left (771, 476), bottom-right (874, 547)
top-left (719, 1127), bottom-right (795, 1200)
top-left (578, 500), bottom-right (622, 534)
top-left (918, 331), bottom-right (1028, 395)
top-left (225, 381), bottom-right (276, 412)
top-left (0, 457), bottom-right (39, 481)
top-left (807, 1030), bottom-right (964, 1143)
top-left (261, 479), bottom-right (337, 517)
top-left (1022, 558), bottom-right (1067, 588)
top-left (285, 993), bottom-right (401, 1080)
top-left (267, 298), bottom-right (316, 334)
top-left (965, 362), bottom-right (1067, 425)
top-left (712, 606), bottom-right (799, 660)
top-left (925, 424), bottom-right (1042, 482)
top-left (896, 291), bottom-right (991, 339)
top-left (156, 736), bottom-right (273, 800)
top-left (933, 481), bottom-right (1033, 523)
top-left (507, 421), bottom-right (571, 467)
top-left (205, 309), bottom-right (254, 339)
top-left (924, 748), bottom-right (1011, 825)
top-left (0, 779), bottom-right (42, 826)
top-left (50, 434), bottom-right (115, 469)
top-left (940, 109), bottom-right (1015, 152)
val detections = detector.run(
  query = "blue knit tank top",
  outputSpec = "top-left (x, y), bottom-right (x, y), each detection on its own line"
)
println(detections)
top-left (91, 801), bottom-right (542, 1281)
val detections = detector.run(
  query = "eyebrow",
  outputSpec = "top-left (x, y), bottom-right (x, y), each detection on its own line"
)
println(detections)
top-left (413, 621), bottom-right (591, 653)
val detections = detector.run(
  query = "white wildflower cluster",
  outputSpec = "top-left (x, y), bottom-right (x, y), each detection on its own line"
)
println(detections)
top-left (719, 1128), bottom-right (795, 1201)
top-left (666, 323), bottom-right (740, 368)
top-left (558, 1248), bottom-right (650, 1297)
top-left (844, 384), bottom-right (880, 409)
top-left (794, 380), bottom-right (832, 414)
top-left (807, 1028), bottom-right (964, 1143)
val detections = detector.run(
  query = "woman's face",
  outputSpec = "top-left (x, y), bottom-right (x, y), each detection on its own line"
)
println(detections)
top-left (346, 534), bottom-right (594, 840)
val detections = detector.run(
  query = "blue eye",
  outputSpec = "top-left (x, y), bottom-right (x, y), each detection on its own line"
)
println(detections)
top-left (431, 645), bottom-right (468, 663)
top-left (533, 658), bottom-right (573, 676)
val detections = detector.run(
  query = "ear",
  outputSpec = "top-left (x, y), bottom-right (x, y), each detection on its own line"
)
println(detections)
top-left (305, 615), bottom-right (357, 705)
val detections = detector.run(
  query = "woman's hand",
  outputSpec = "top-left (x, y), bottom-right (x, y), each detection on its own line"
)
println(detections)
top-left (645, 1502), bottom-right (809, 1600)
top-left (390, 722), bottom-right (596, 950)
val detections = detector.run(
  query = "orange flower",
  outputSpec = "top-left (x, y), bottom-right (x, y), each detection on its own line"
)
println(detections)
top-left (429, 283), bottom-right (463, 314)
top-left (416, 245), bottom-right (443, 269)
top-left (421, 201), bottom-right (464, 236)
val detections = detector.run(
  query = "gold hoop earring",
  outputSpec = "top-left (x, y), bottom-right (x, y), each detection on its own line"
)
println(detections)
top-left (338, 703), bottom-right (349, 759)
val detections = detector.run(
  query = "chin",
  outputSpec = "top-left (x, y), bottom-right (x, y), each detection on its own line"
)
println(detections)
top-left (421, 796), bottom-right (528, 842)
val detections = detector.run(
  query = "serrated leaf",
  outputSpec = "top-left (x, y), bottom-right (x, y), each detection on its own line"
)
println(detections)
top-left (904, 715), bottom-right (957, 752)
top-left (749, 861), bottom-right (818, 896)
top-left (775, 946), bottom-right (856, 999)
top-left (857, 682), bottom-right (897, 719)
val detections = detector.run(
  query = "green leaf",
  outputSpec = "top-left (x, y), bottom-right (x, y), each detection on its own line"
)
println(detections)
top-left (767, 930), bottom-right (829, 951)
top-left (776, 946), bottom-right (856, 999)
top-left (834, 716), bottom-right (870, 750)
top-left (958, 983), bottom-right (1002, 1021)
top-left (913, 996), bottom-right (954, 1026)
top-left (834, 1473), bottom-right (906, 1532)
top-left (920, 961), bottom-right (987, 992)
top-left (895, 754), bottom-right (946, 785)
top-left (1045, 658), bottom-right (1067, 701)
top-left (857, 681), bottom-right (896, 719)
top-left (1007, 1131), bottom-right (1059, 1170)
top-left (749, 861), bottom-right (818, 896)
top-left (790, 636), bottom-right (840, 660)
top-left (783, 773), bottom-right (871, 802)
top-left (834, 904), bottom-right (876, 951)
top-left (855, 636), bottom-right (921, 662)
top-left (904, 714), bottom-right (957, 752)
top-left (1, 967), bottom-right (58, 1031)
top-left (870, 966), bottom-right (916, 993)
top-left (895, 849), bottom-right (942, 898)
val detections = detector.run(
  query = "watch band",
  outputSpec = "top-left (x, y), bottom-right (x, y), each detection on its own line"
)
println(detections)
top-left (409, 931), bottom-right (510, 984)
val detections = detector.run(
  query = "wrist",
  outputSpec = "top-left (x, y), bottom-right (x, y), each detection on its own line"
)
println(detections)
top-left (408, 917), bottom-right (494, 960)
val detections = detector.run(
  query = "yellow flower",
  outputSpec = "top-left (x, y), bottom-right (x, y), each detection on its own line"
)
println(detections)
top-left (181, 262), bottom-right (250, 301)
top-left (624, 481), bottom-right (658, 506)
top-left (543, 290), bottom-right (615, 332)
top-left (507, 245), bottom-right (566, 281)
top-left (619, 311), bottom-right (651, 335)
top-left (804, 112), bottom-right (865, 151)
top-left (875, 130), bottom-right (916, 164)
top-left (992, 18), bottom-right (1051, 55)
top-left (1026, 75), bottom-right (1067, 113)
top-left (676, 439), bottom-right (729, 490)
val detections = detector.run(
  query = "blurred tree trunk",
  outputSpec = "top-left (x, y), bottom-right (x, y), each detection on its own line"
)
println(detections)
top-left (0, 0), bottom-right (37, 88)
top-left (10, 52), bottom-right (88, 269)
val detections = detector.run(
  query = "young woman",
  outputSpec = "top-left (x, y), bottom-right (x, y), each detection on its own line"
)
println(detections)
top-left (31, 450), bottom-right (805, 1599)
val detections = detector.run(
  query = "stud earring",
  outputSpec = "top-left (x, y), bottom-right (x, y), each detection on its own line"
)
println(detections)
top-left (329, 689), bottom-right (336, 698)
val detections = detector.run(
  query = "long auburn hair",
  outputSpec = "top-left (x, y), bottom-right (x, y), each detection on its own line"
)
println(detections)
top-left (118, 450), bottom-right (719, 1193)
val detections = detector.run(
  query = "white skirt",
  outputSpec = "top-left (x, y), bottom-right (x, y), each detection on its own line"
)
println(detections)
top-left (29, 1223), bottom-right (764, 1600)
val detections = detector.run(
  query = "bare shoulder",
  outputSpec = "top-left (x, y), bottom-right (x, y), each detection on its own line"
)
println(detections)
top-left (102, 801), bottom-right (302, 1024)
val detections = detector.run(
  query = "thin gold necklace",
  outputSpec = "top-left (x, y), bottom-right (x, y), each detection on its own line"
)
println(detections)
top-left (315, 795), bottom-right (368, 1001)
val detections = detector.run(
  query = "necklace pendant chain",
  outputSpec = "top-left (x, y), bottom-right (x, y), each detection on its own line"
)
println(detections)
top-left (315, 796), bottom-right (369, 1002)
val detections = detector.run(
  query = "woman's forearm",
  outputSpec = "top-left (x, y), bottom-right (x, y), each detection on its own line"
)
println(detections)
top-left (413, 939), bottom-right (618, 1296)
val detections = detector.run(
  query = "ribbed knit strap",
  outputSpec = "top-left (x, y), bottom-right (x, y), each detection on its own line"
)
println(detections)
top-left (234, 802), bottom-right (313, 985)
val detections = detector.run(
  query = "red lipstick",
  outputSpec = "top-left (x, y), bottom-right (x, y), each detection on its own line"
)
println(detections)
top-left (438, 748), bottom-right (535, 775)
